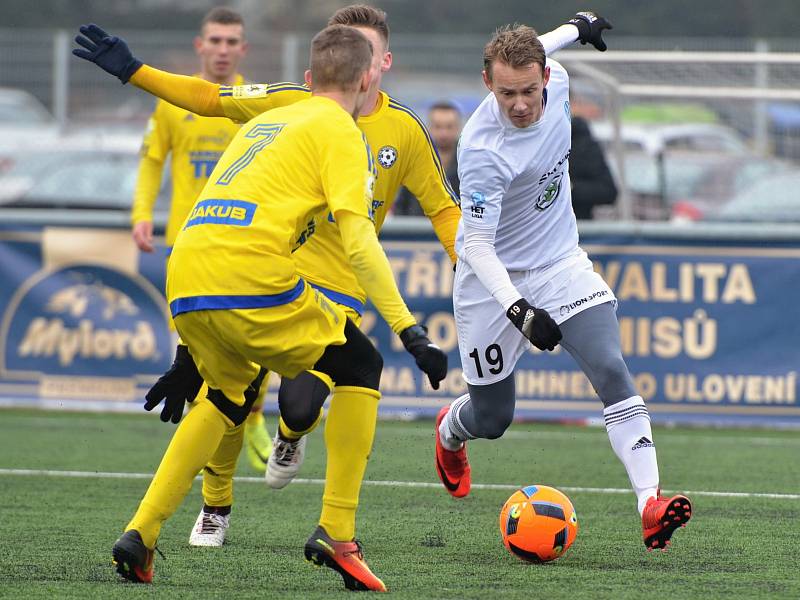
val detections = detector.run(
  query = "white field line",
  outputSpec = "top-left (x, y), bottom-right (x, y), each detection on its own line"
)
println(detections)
top-left (382, 427), bottom-right (800, 447)
top-left (1, 468), bottom-right (797, 500)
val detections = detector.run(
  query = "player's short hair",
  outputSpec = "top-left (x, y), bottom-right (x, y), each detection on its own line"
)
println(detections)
top-left (483, 24), bottom-right (545, 80)
top-left (429, 101), bottom-right (462, 116)
top-left (201, 6), bottom-right (245, 32)
top-left (328, 4), bottom-right (390, 48)
top-left (310, 25), bottom-right (373, 91)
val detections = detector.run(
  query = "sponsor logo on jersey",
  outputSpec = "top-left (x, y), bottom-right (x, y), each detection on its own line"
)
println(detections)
top-left (198, 130), bottom-right (233, 146)
top-left (2, 265), bottom-right (171, 377)
top-left (184, 199), bottom-right (257, 229)
top-left (377, 145), bottom-right (398, 169)
top-left (470, 192), bottom-right (486, 219)
top-left (234, 84), bottom-right (269, 99)
top-left (292, 218), bottom-right (317, 252)
top-left (189, 151), bottom-right (223, 178)
top-left (559, 289), bottom-right (610, 316)
top-left (631, 436), bottom-right (655, 451)
top-left (183, 113), bottom-right (196, 122)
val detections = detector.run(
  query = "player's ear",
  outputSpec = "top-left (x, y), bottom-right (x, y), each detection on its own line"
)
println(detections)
top-left (482, 69), bottom-right (493, 91)
top-left (304, 69), bottom-right (312, 88)
top-left (543, 65), bottom-right (550, 86)
top-left (193, 35), bottom-right (203, 55)
top-left (360, 68), bottom-right (372, 93)
top-left (382, 50), bottom-right (392, 72)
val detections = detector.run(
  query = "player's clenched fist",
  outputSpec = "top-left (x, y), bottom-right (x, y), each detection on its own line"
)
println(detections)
top-left (144, 344), bottom-right (204, 423)
top-left (72, 24), bottom-right (142, 83)
top-left (400, 324), bottom-right (448, 390)
top-left (567, 12), bottom-right (613, 52)
top-left (506, 299), bottom-right (562, 351)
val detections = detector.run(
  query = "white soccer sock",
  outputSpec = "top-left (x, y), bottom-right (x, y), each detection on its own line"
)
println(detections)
top-left (604, 396), bottom-right (660, 515)
top-left (439, 394), bottom-right (471, 450)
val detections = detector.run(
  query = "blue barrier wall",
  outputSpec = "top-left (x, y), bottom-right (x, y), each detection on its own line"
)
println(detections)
top-left (2, 213), bottom-right (799, 427)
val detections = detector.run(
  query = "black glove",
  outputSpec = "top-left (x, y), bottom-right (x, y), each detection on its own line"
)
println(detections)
top-left (506, 298), bottom-right (562, 351)
top-left (568, 12), bottom-right (613, 52)
top-left (72, 24), bottom-right (143, 83)
top-left (144, 344), bottom-right (204, 423)
top-left (400, 324), bottom-right (448, 390)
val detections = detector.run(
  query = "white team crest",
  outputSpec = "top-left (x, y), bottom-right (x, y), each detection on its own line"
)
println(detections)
top-left (377, 145), bottom-right (398, 169)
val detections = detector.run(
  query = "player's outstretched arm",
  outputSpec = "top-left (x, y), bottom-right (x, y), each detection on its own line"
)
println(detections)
top-left (539, 11), bottom-right (613, 55)
top-left (337, 210), bottom-right (448, 389)
top-left (72, 24), bottom-right (225, 117)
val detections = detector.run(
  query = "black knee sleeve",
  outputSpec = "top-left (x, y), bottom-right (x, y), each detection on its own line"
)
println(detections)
top-left (278, 371), bottom-right (330, 432)
top-left (207, 367), bottom-right (267, 426)
top-left (313, 318), bottom-right (383, 390)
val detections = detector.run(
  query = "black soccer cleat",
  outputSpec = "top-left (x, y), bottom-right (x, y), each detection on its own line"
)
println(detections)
top-left (112, 529), bottom-right (154, 583)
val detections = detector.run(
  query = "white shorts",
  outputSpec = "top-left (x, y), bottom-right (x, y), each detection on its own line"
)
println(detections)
top-left (454, 248), bottom-right (615, 386)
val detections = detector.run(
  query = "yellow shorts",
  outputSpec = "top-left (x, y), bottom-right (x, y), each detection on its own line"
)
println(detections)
top-left (341, 306), bottom-right (361, 326)
top-left (174, 284), bottom-right (346, 406)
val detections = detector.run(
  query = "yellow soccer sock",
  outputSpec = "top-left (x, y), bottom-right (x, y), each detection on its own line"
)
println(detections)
top-left (202, 422), bottom-right (244, 508)
top-left (126, 399), bottom-right (231, 548)
top-left (319, 386), bottom-right (380, 541)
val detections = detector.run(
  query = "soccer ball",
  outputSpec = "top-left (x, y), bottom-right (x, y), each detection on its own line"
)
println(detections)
top-left (499, 484), bottom-right (578, 563)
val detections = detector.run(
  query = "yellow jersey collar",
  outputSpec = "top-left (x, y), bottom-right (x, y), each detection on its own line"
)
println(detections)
top-left (356, 90), bottom-right (389, 125)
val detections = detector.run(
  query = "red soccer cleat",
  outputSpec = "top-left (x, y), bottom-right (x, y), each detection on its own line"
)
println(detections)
top-left (112, 529), bottom-right (154, 583)
top-left (642, 489), bottom-right (692, 551)
top-left (434, 405), bottom-right (471, 498)
top-left (304, 526), bottom-right (387, 592)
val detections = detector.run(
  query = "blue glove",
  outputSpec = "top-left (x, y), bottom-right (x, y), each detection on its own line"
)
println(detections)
top-left (72, 24), bottom-right (142, 83)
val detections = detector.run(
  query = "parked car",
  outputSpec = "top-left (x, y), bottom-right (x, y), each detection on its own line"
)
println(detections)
top-left (618, 151), bottom-right (794, 221)
top-left (0, 88), bottom-right (61, 172)
top-left (0, 87), bottom-right (54, 126)
top-left (705, 170), bottom-right (800, 223)
top-left (590, 121), bottom-right (750, 156)
top-left (0, 133), bottom-right (169, 212)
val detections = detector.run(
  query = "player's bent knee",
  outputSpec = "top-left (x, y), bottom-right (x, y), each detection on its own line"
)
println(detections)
top-left (207, 368), bottom-right (267, 426)
top-left (482, 413), bottom-right (514, 439)
top-left (278, 371), bottom-right (331, 432)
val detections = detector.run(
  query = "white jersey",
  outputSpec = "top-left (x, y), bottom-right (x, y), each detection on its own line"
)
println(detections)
top-left (455, 59), bottom-right (578, 271)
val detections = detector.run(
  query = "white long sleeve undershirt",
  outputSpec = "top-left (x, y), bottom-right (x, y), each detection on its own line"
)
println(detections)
top-left (461, 227), bottom-right (521, 311)
top-left (538, 24), bottom-right (580, 56)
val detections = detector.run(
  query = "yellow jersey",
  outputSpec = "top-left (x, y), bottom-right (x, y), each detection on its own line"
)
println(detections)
top-left (166, 95), bottom-right (376, 315)
top-left (218, 83), bottom-right (459, 312)
top-left (132, 74), bottom-right (244, 246)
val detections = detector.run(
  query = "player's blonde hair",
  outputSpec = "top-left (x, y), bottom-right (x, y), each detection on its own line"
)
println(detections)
top-left (310, 25), bottom-right (373, 91)
top-left (483, 24), bottom-right (545, 80)
top-left (328, 4), bottom-right (390, 48)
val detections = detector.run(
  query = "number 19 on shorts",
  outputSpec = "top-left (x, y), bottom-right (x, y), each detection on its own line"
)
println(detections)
top-left (468, 344), bottom-right (504, 378)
